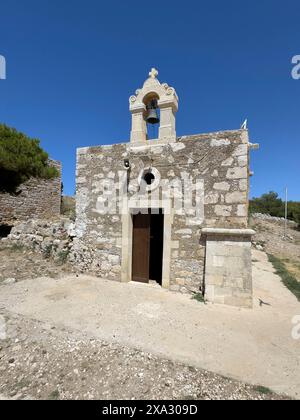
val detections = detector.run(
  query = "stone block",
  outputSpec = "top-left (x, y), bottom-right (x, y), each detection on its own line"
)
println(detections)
top-left (204, 230), bottom-right (253, 308)
top-left (237, 204), bottom-right (247, 217)
top-left (213, 182), bottom-right (230, 191)
top-left (237, 155), bottom-right (247, 167)
top-left (232, 144), bottom-right (247, 156)
top-left (77, 177), bottom-right (87, 184)
top-left (213, 255), bottom-right (225, 267)
top-left (221, 157), bottom-right (234, 166)
top-left (214, 205), bottom-right (232, 216)
top-left (175, 278), bottom-right (185, 286)
top-left (108, 254), bottom-right (120, 265)
top-left (205, 192), bottom-right (219, 204)
top-left (175, 229), bottom-right (192, 235)
top-left (225, 191), bottom-right (247, 204)
top-left (211, 138), bottom-right (230, 147)
top-left (206, 274), bottom-right (224, 286)
top-left (239, 179), bottom-right (248, 191)
top-left (226, 167), bottom-right (247, 179)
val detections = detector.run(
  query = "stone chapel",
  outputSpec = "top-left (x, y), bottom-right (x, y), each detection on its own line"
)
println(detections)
top-left (74, 69), bottom-right (257, 308)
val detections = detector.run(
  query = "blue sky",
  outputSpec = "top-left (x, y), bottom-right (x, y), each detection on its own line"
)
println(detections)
top-left (0, 0), bottom-right (299, 199)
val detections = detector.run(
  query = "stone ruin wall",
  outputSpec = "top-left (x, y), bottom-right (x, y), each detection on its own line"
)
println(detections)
top-left (74, 129), bottom-right (250, 296)
top-left (0, 161), bottom-right (62, 225)
top-left (1, 218), bottom-right (75, 264)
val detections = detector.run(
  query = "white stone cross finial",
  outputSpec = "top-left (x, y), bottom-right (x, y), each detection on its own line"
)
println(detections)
top-left (149, 68), bottom-right (158, 79)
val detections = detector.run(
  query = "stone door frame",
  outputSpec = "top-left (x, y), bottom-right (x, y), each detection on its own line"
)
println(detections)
top-left (121, 200), bottom-right (172, 289)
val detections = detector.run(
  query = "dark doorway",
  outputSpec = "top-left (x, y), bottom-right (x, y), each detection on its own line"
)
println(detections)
top-left (132, 210), bottom-right (164, 286)
top-left (0, 224), bottom-right (13, 238)
top-left (149, 211), bottom-right (164, 285)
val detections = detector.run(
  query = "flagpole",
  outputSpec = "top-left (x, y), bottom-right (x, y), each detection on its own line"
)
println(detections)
top-left (284, 187), bottom-right (288, 238)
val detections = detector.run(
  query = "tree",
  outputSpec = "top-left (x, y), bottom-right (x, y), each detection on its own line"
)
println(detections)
top-left (288, 202), bottom-right (300, 227)
top-left (249, 191), bottom-right (285, 217)
top-left (0, 124), bottom-right (59, 193)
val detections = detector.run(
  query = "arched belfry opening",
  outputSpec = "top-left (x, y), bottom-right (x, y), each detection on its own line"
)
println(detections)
top-left (129, 68), bottom-right (179, 144)
top-left (143, 92), bottom-right (160, 140)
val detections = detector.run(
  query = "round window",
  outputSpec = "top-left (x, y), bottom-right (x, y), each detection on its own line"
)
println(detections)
top-left (143, 171), bottom-right (155, 185)
top-left (138, 167), bottom-right (161, 192)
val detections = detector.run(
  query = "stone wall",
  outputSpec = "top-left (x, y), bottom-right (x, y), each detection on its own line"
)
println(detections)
top-left (74, 129), bottom-right (252, 301)
top-left (251, 213), bottom-right (297, 226)
top-left (1, 217), bottom-right (75, 263)
top-left (0, 161), bottom-right (62, 225)
top-left (203, 229), bottom-right (253, 307)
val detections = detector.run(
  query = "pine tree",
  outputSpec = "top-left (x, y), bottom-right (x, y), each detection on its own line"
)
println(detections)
top-left (0, 124), bottom-right (59, 193)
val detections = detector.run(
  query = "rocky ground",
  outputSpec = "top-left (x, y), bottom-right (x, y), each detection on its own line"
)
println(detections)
top-left (0, 311), bottom-right (288, 400)
top-left (0, 245), bottom-right (74, 284)
top-left (250, 214), bottom-right (300, 281)
top-left (0, 215), bottom-right (298, 400)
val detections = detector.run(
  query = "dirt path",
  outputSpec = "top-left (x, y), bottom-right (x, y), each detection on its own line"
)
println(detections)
top-left (0, 312), bottom-right (283, 400)
top-left (0, 250), bottom-right (299, 399)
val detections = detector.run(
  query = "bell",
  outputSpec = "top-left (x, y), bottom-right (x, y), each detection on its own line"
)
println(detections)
top-left (146, 100), bottom-right (160, 125)
top-left (146, 108), bottom-right (160, 125)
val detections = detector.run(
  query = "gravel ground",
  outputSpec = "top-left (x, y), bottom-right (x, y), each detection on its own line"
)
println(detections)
top-left (0, 312), bottom-right (289, 401)
top-left (0, 234), bottom-right (295, 401)
top-left (0, 245), bottom-right (73, 283)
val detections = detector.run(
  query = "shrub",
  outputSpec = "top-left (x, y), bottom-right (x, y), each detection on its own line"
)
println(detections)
top-left (249, 191), bottom-right (284, 217)
top-left (0, 124), bottom-right (59, 193)
top-left (253, 385), bottom-right (274, 395)
top-left (192, 293), bottom-right (205, 303)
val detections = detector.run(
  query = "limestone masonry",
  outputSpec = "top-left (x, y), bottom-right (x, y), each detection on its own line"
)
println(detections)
top-left (73, 69), bottom-right (257, 308)
top-left (0, 161), bottom-right (61, 225)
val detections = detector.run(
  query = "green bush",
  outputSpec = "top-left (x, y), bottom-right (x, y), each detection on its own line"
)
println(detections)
top-left (0, 124), bottom-right (59, 192)
top-left (249, 191), bottom-right (285, 217)
top-left (287, 201), bottom-right (300, 227)
top-left (192, 293), bottom-right (205, 303)
top-left (253, 385), bottom-right (274, 395)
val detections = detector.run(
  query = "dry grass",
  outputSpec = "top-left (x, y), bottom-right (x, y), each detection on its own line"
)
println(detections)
top-left (282, 259), bottom-right (300, 283)
top-left (268, 254), bottom-right (300, 301)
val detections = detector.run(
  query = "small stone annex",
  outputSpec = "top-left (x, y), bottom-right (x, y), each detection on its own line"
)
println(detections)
top-left (73, 69), bottom-right (258, 308)
top-left (0, 161), bottom-right (61, 226)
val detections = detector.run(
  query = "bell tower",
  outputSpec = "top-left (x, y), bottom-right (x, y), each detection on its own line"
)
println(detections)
top-left (129, 68), bottom-right (179, 144)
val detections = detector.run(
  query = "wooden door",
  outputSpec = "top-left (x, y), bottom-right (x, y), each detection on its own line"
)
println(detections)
top-left (132, 213), bottom-right (150, 283)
